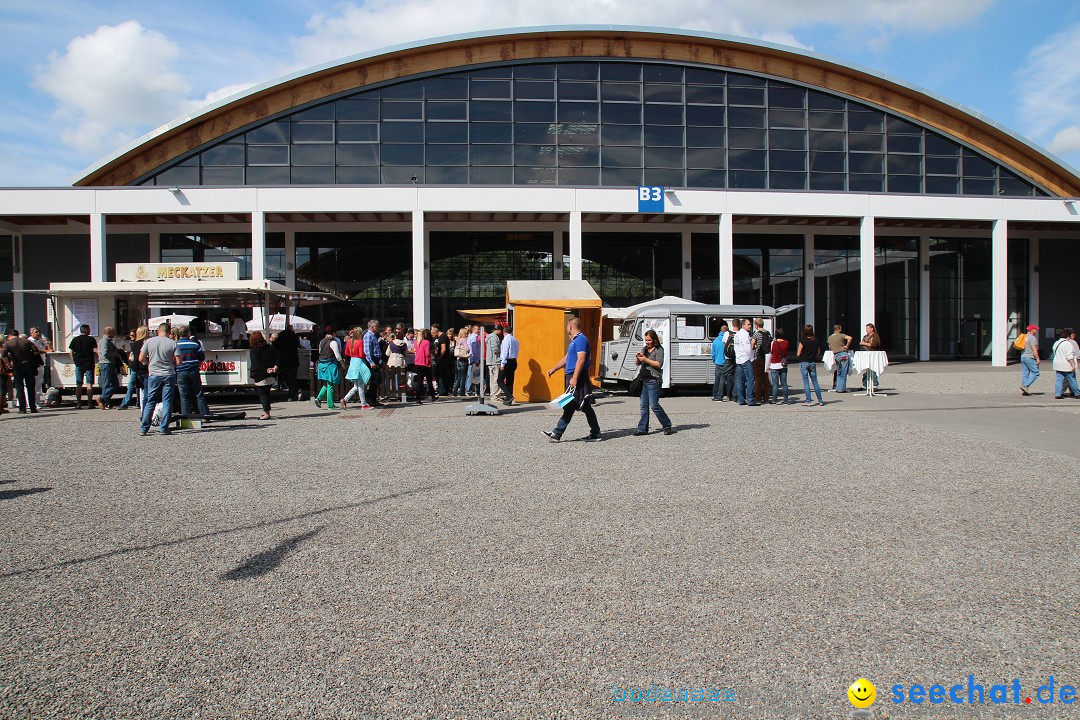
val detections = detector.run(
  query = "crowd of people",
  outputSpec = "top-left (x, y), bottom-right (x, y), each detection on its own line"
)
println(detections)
top-left (1016, 324), bottom-right (1080, 399)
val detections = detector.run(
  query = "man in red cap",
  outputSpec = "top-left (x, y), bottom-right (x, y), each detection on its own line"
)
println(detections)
top-left (1020, 323), bottom-right (1041, 395)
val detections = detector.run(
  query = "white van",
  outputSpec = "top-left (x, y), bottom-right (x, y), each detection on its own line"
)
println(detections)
top-left (599, 303), bottom-right (801, 389)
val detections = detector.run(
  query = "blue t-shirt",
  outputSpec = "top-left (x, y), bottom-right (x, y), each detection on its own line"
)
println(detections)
top-left (565, 332), bottom-right (590, 374)
top-left (176, 337), bottom-right (205, 372)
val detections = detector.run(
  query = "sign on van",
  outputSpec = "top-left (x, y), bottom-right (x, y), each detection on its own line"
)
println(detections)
top-left (116, 262), bottom-right (239, 282)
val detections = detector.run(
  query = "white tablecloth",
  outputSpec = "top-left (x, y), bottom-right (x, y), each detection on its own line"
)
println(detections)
top-left (852, 350), bottom-right (888, 376)
top-left (823, 350), bottom-right (855, 373)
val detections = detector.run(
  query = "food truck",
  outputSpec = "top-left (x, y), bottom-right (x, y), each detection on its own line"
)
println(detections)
top-left (38, 262), bottom-right (340, 391)
top-left (599, 303), bottom-right (801, 390)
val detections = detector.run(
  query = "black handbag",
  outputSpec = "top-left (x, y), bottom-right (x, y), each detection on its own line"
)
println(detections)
top-left (627, 369), bottom-right (644, 397)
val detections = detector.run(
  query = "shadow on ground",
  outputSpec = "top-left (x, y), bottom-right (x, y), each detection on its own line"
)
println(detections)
top-left (220, 527), bottom-right (324, 581)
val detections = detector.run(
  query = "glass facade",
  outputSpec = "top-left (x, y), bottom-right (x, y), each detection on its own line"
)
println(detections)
top-left (733, 234), bottom-right (804, 342)
top-left (161, 233), bottom-right (285, 282)
top-left (0, 236), bottom-right (12, 335)
top-left (813, 236), bottom-right (860, 340)
top-left (574, 232), bottom-right (682, 307)
top-left (875, 237), bottom-right (919, 357)
top-left (139, 61), bottom-right (1044, 197)
top-left (928, 237), bottom-right (991, 357)
top-left (690, 232), bottom-right (720, 304)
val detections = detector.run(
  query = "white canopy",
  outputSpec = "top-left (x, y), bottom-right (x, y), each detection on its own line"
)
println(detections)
top-left (147, 314), bottom-right (223, 334)
top-left (247, 313), bottom-right (316, 333)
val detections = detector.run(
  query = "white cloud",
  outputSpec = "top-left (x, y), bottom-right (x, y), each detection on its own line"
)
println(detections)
top-left (1016, 23), bottom-right (1080, 156)
top-left (289, 0), bottom-right (993, 67)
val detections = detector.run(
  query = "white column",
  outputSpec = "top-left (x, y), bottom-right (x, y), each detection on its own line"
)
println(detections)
top-left (918, 233), bottom-right (930, 361)
top-left (552, 232), bottom-right (562, 280)
top-left (411, 210), bottom-right (429, 328)
top-left (803, 232), bottom-right (815, 331)
top-left (148, 231), bottom-right (161, 263)
top-left (284, 230), bottom-right (296, 288)
top-left (859, 215), bottom-right (875, 329)
top-left (1028, 237), bottom-right (1040, 327)
top-left (990, 219), bottom-right (1008, 367)
top-left (568, 211), bottom-right (582, 281)
top-left (12, 235), bottom-right (24, 331)
top-left (89, 213), bottom-right (106, 282)
top-left (718, 213), bottom-right (733, 304)
top-left (250, 211), bottom-right (266, 281)
top-left (681, 229), bottom-right (692, 299)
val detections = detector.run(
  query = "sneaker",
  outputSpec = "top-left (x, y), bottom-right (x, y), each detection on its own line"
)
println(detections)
top-left (360, 404), bottom-right (373, 410)
top-left (583, 433), bottom-right (603, 442)
top-left (817, 401), bottom-right (826, 406)
top-left (314, 396), bottom-right (322, 408)
top-left (663, 427), bottom-right (676, 436)
top-left (160, 429), bottom-right (172, 436)
top-left (633, 430), bottom-right (648, 436)
top-left (542, 430), bottom-right (561, 443)
top-left (139, 429), bottom-right (148, 436)
top-left (1020, 385), bottom-right (1030, 396)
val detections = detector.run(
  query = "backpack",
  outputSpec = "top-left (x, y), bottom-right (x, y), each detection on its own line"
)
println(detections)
top-left (1013, 333), bottom-right (1027, 351)
top-left (724, 333), bottom-right (736, 361)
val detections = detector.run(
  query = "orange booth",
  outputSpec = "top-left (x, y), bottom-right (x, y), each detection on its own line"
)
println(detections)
top-left (505, 280), bottom-right (603, 402)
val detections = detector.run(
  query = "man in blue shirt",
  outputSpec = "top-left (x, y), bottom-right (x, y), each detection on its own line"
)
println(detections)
top-left (362, 319), bottom-right (384, 407)
top-left (710, 322), bottom-right (729, 401)
top-left (543, 317), bottom-right (601, 442)
top-left (175, 326), bottom-right (210, 416)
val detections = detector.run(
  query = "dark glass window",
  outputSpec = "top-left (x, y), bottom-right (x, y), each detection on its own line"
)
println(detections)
top-left (143, 59), bottom-right (1044, 197)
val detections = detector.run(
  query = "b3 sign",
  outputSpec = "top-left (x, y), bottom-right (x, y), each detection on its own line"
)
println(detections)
top-left (638, 186), bottom-right (665, 212)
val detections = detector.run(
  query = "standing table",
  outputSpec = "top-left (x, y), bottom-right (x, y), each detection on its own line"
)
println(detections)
top-left (851, 351), bottom-right (888, 396)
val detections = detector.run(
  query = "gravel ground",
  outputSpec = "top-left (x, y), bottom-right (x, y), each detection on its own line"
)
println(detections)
top-left (1, 366), bottom-right (1077, 719)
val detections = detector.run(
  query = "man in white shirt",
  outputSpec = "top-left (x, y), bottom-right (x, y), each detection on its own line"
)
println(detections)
top-left (27, 326), bottom-right (51, 398)
top-left (497, 325), bottom-right (519, 406)
top-left (229, 310), bottom-right (246, 349)
top-left (1051, 328), bottom-right (1079, 399)
top-left (733, 318), bottom-right (757, 406)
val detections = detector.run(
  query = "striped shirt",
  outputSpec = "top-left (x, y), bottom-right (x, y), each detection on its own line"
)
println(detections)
top-left (176, 337), bottom-right (205, 372)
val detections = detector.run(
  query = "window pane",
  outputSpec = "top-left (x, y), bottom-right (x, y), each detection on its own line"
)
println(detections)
top-left (643, 65), bottom-right (682, 83)
top-left (888, 154), bottom-right (922, 174)
top-left (888, 134), bottom-right (923, 154)
top-left (685, 68), bottom-right (726, 85)
top-left (558, 146), bottom-right (600, 166)
top-left (728, 128), bottom-right (766, 148)
top-left (558, 63), bottom-right (599, 80)
top-left (729, 170), bottom-right (767, 188)
top-left (925, 175), bottom-right (959, 194)
top-left (426, 165), bottom-right (469, 184)
top-left (602, 146), bottom-right (643, 168)
top-left (602, 102), bottom-right (642, 124)
top-left (381, 123), bottom-right (424, 143)
top-left (292, 123), bottom-right (334, 143)
top-left (514, 64), bottom-right (556, 79)
top-left (644, 125), bottom-right (684, 147)
top-left (602, 82), bottom-right (641, 101)
top-left (515, 101), bottom-right (555, 122)
top-left (809, 151), bottom-right (845, 172)
top-left (246, 121), bottom-right (290, 143)
top-left (248, 145), bottom-right (288, 165)
top-left (602, 124), bottom-right (642, 145)
top-left (559, 81), bottom-right (598, 100)
top-left (470, 100), bottom-right (512, 121)
top-left (426, 144), bottom-right (468, 166)
top-left (644, 84), bottom-right (683, 102)
top-left (808, 91), bottom-right (845, 111)
top-left (887, 117), bottom-right (922, 134)
top-left (559, 167), bottom-right (600, 185)
top-left (470, 122), bottom-right (512, 143)
top-left (770, 150), bottom-right (806, 171)
top-left (336, 144), bottom-right (379, 165)
top-left (926, 156), bottom-right (959, 175)
top-left (516, 123), bottom-right (557, 143)
top-left (426, 122), bottom-right (468, 143)
top-left (687, 126), bottom-right (724, 147)
top-left (515, 145), bottom-right (557, 166)
top-left (426, 77), bottom-right (468, 99)
top-left (729, 148), bottom-right (766, 170)
top-left (290, 166), bottom-right (333, 184)
top-left (848, 110), bottom-right (884, 133)
top-left (849, 173), bottom-right (883, 192)
top-left (809, 172), bottom-right (845, 190)
top-left (809, 111), bottom-right (845, 130)
top-left (602, 167), bottom-right (644, 185)
top-left (338, 123), bottom-right (379, 142)
top-left (963, 153), bottom-right (996, 177)
top-left (293, 104), bottom-right (334, 121)
top-left (381, 101), bottom-right (422, 120)
top-left (809, 130), bottom-right (844, 151)
top-left (515, 166), bottom-right (558, 184)
top-left (770, 171), bottom-right (806, 189)
top-left (335, 99), bottom-right (379, 121)
top-left (426, 101), bottom-right (467, 120)
top-left (558, 123), bottom-right (599, 144)
top-left (728, 74), bottom-right (766, 87)
top-left (471, 166), bottom-right (513, 183)
top-left (686, 85), bottom-right (724, 104)
top-left (686, 147), bottom-right (725, 169)
top-left (643, 104), bottom-right (683, 125)
top-left (768, 109), bottom-right (806, 129)
top-left (728, 86), bottom-right (765, 106)
top-left (335, 166), bottom-right (380, 184)
top-left (728, 107), bottom-right (765, 128)
top-left (515, 81), bottom-right (555, 100)
top-left (686, 105), bottom-right (725, 126)
top-left (381, 144), bottom-right (424, 165)
top-left (381, 81), bottom-right (424, 99)
top-left (887, 175), bottom-right (921, 193)
top-left (291, 144), bottom-right (335, 166)
top-left (558, 103), bottom-right (599, 123)
top-left (202, 144), bottom-right (244, 166)
top-left (849, 153), bottom-right (883, 173)
top-left (644, 168), bottom-right (685, 186)
top-left (155, 165), bottom-right (199, 186)
top-left (645, 146), bottom-right (684, 168)
top-left (470, 79), bottom-right (511, 99)
top-left (769, 129), bottom-right (806, 150)
top-left (925, 134), bottom-right (961, 155)
top-left (962, 177), bottom-right (996, 194)
top-left (687, 168), bottom-right (726, 187)
top-left (600, 63), bottom-right (641, 81)
top-left (769, 86), bottom-right (806, 109)
top-left (247, 166), bottom-right (291, 185)
top-left (470, 144), bottom-right (513, 165)
top-left (848, 133), bottom-right (884, 152)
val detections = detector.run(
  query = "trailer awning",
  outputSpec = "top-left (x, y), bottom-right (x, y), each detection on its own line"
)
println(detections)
top-left (30, 280), bottom-right (342, 307)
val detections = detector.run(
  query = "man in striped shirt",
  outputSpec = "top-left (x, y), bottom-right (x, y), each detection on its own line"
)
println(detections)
top-left (175, 326), bottom-right (210, 416)
top-left (363, 319), bottom-right (384, 407)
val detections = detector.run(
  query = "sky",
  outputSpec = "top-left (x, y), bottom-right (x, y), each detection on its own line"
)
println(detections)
top-left (2, 0), bottom-right (1080, 187)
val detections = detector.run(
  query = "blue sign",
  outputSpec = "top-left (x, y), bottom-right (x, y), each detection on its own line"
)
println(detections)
top-left (638, 186), bottom-right (665, 212)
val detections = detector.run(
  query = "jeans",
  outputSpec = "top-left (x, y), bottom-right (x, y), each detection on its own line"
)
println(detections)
top-left (140, 375), bottom-right (175, 433)
top-left (277, 364), bottom-right (299, 401)
top-left (712, 364), bottom-right (724, 400)
top-left (453, 358), bottom-right (469, 395)
top-left (1055, 370), bottom-right (1079, 397)
top-left (74, 365), bottom-right (94, 388)
top-left (637, 379), bottom-right (672, 432)
top-left (1020, 356), bottom-right (1040, 388)
top-left (414, 366), bottom-right (435, 400)
top-left (735, 361), bottom-right (755, 405)
top-left (721, 362), bottom-right (735, 399)
top-left (12, 365), bottom-right (37, 411)
top-left (343, 379), bottom-right (368, 405)
top-left (769, 366), bottom-right (789, 403)
top-left (176, 369), bottom-right (210, 416)
top-left (119, 372), bottom-right (145, 409)
top-left (99, 363), bottom-right (118, 404)
top-left (833, 351), bottom-right (851, 392)
top-left (552, 375), bottom-right (600, 438)
top-left (800, 362), bottom-right (823, 404)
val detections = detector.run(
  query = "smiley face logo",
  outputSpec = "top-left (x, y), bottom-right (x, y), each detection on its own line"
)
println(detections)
top-left (848, 678), bottom-right (876, 709)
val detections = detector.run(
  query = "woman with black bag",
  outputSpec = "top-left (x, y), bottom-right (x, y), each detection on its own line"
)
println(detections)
top-left (633, 329), bottom-right (675, 436)
top-left (249, 331), bottom-right (278, 420)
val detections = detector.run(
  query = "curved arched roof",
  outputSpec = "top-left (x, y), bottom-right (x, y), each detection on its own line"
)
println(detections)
top-left (75, 25), bottom-right (1080, 196)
